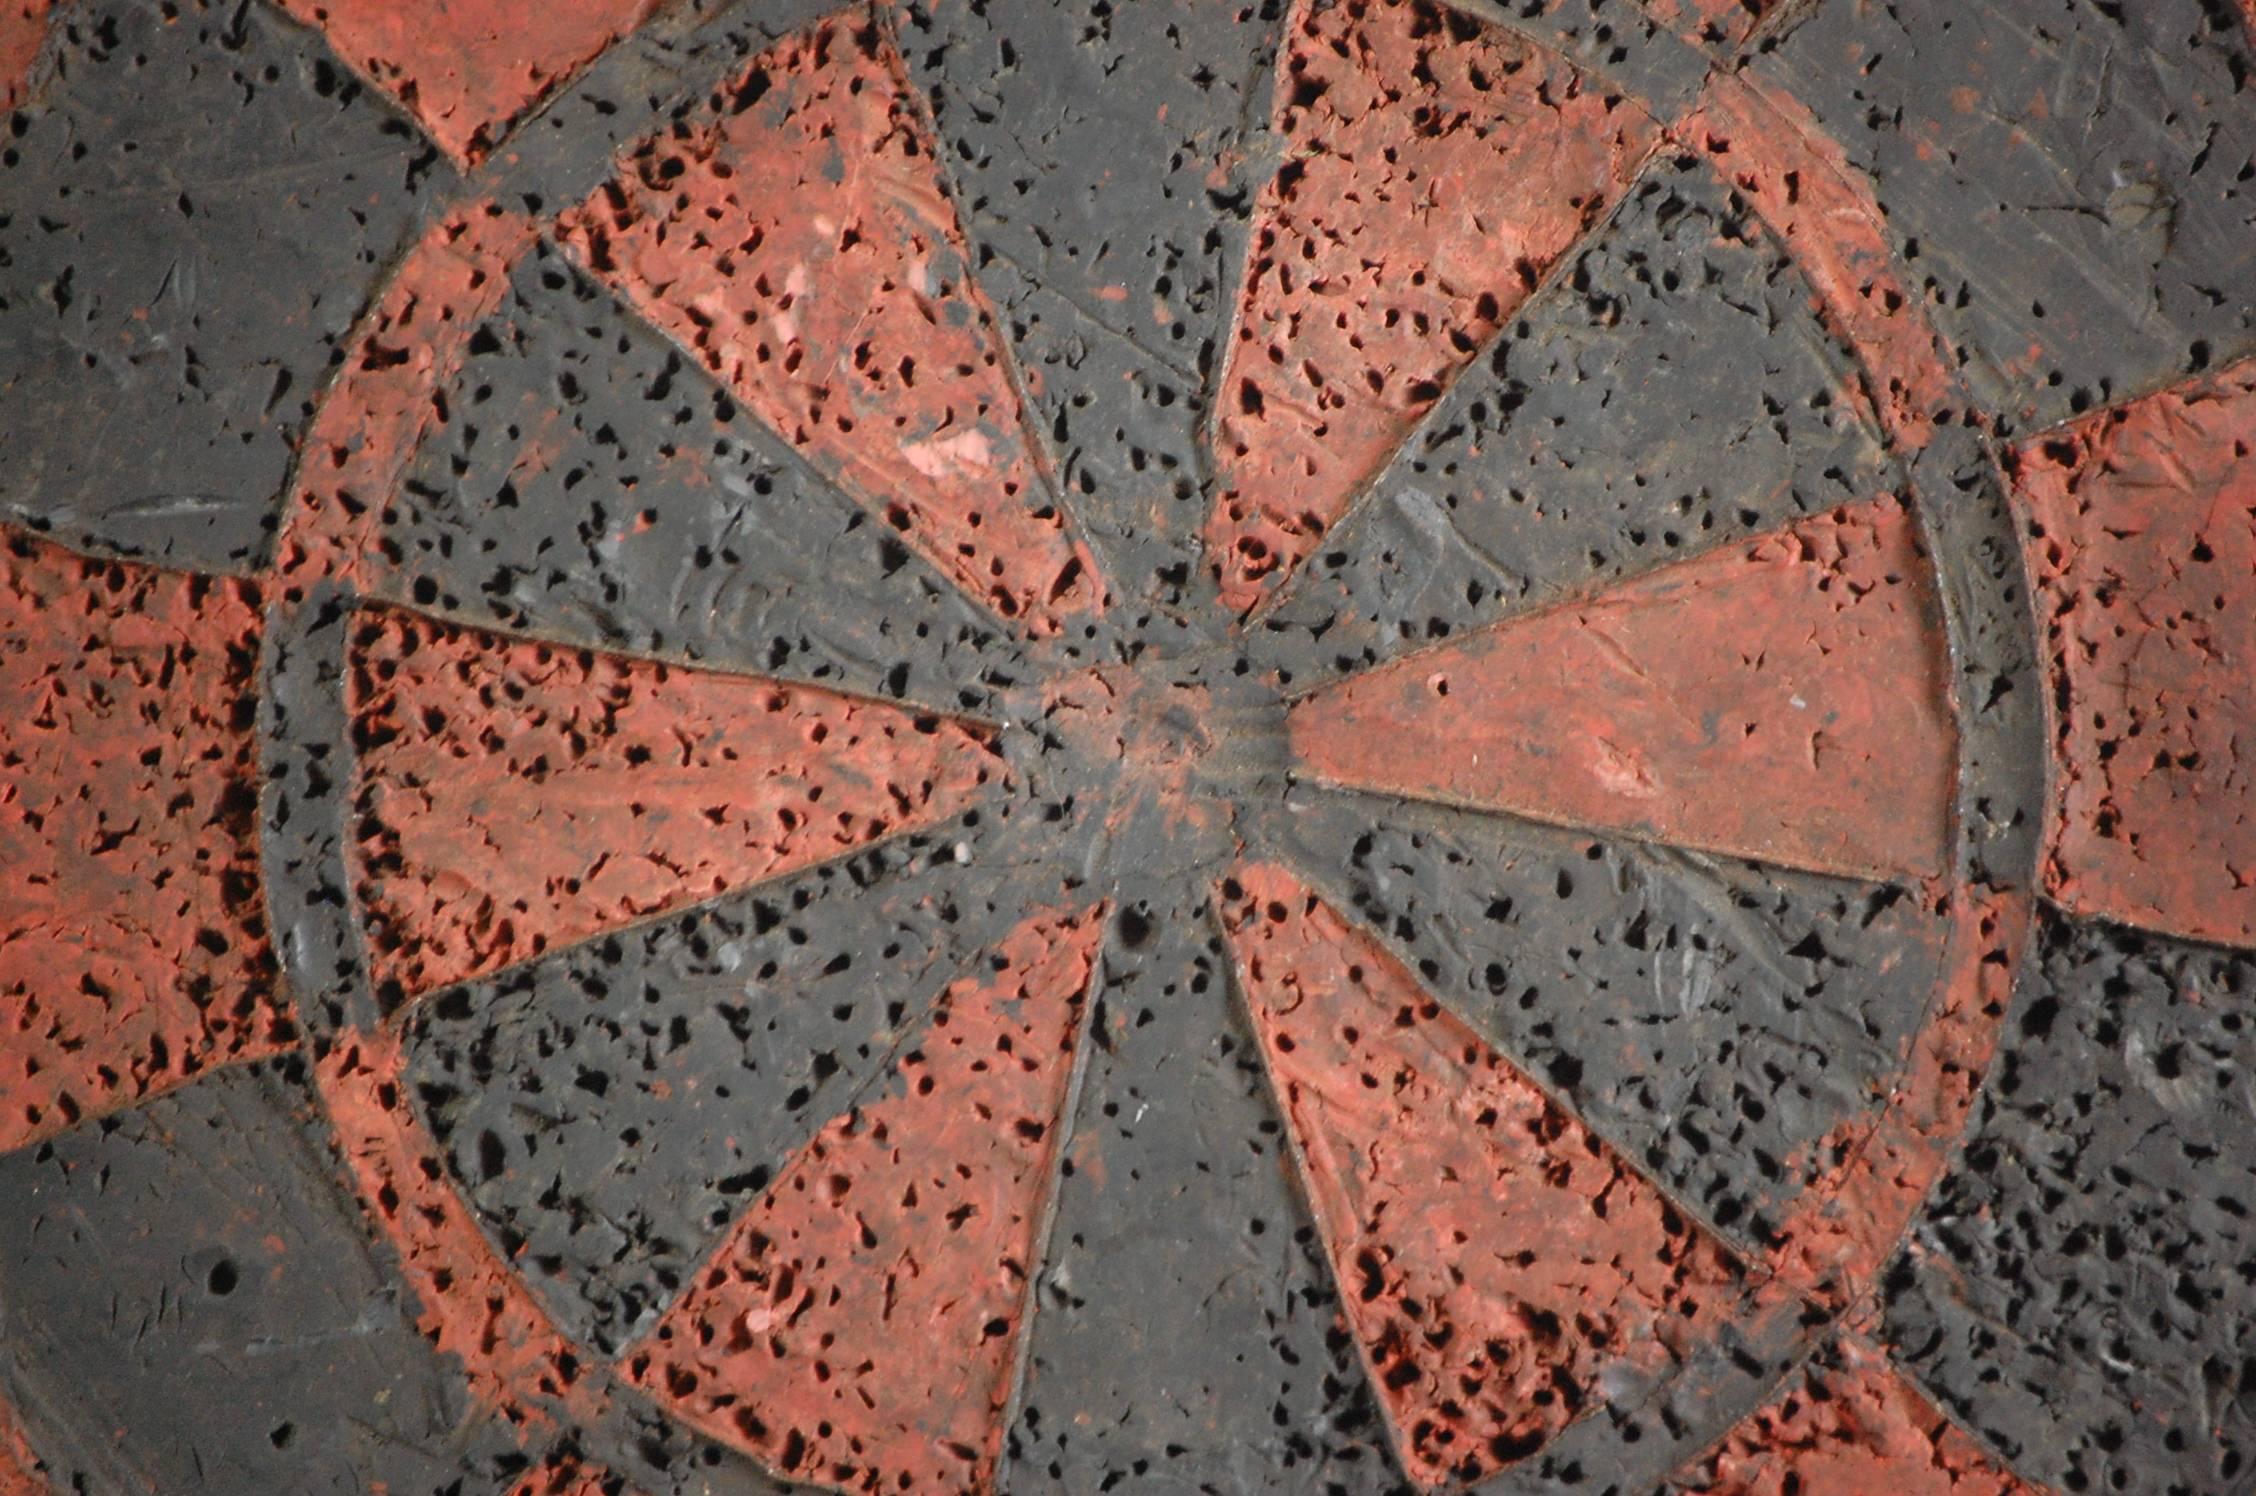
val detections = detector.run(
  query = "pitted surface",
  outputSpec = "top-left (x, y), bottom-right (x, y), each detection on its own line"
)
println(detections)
top-left (2, 1), bottom-right (2252, 1494)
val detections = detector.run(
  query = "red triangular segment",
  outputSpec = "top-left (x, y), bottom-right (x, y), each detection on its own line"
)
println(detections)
top-left (1217, 863), bottom-right (1740, 1488)
top-left (556, 17), bottom-right (1099, 636)
top-left (624, 902), bottom-right (1106, 1493)
top-left (2013, 360), bottom-right (2256, 948)
top-left (1288, 497), bottom-right (1956, 881)
top-left (0, 1383), bottom-right (42, 1496)
top-left (1, 0), bottom-right (52, 111)
top-left (1203, 0), bottom-right (1656, 614)
top-left (1682, 1336), bottom-right (2038, 1495)
top-left (271, 0), bottom-right (658, 164)
top-left (0, 529), bottom-right (291, 1153)
top-left (349, 606), bottom-right (1001, 1004)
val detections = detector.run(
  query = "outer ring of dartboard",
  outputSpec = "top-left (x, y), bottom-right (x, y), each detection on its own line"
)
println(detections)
top-left (254, 13), bottom-right (2044, 1486)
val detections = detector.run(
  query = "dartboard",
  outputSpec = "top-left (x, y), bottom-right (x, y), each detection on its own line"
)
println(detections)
top-left (3, 0), bottom-right (2254, 1493)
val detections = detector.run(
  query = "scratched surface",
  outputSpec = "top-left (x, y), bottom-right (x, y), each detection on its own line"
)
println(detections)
top-left (2, 2), bottom-right (2254, 1494)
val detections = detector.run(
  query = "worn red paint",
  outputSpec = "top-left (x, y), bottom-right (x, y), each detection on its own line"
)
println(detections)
top-left (0, 529), bottom-right (291, 1154)
top-left (314, 1028), bottom-right (594, 1425)
top-left (1641, 0), bottom-right (1776, 49)
top-left (348, 606), bottom-right (1001, 1005)
top-left (0, 0), bottom-right (49, 110)
top-left (0, 1388), bottom-right (44, 1496)
top-left (275, 204), bottom-right (537, 597)
top-left (503, 1455), bottom-right (636, 1496)
top-left (1682, 1334), bottom-right (2035, 1495)
top-left (1203, 0), bottom-right (1657, 614)
top-left (1677, 75), bottom-right (1954, 451)
top-left (1769, 889), bottom-right (2025, 1302)
top-left (270, 0), bottom-right (655, 164)
top-left (1217, 863), bottom-right (1740, 1487)
top-left (1288, 498), bottom-right (1958, 882)
top-left (1038, 662), bottom-right (1273, 866)
top-left (556, 18), bottom-right (1099, 636)
top-left (625, 902), bottom-right (1105, 1493)
top-left (2012, 362), bottom-right (2256, 949)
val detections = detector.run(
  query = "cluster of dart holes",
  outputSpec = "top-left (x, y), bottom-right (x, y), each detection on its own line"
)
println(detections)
top-left (1212, 875), bottom-right (1734, 1483)
top-left (1313, 814), bottom-right (1931, 1251)
top-left (0, 1), bottom-right (436, 572)
top-left (1213, 0), bottom-right (1546, 581)
top-left (347, 612), bottom-right (993, 1013)
top-left (895, 0), bottom-right (1282, 367)
top-left (559, 19), bottom-right (1092, 631)
top-left (1002, 917), bottom-right (1404, 1489)
top-left (402, 814), bottom-right (1005, 1353)
top-left (1, 542), bottom-right (287, 1146)
top-left (3, 0), bottom-right (2251, 1488)
top-left (2008, 381), bottom-right (2255, 906)
top-left (891, 0), bottom-right (1308, 620)
top-left (385, 250), bottom-right (1007, 715)
top-left (1781, 0), bottom-right (2252, 438)
top-left (1266, 159), bottom-right (1888, 684)
top-left (594, 920), bottom-right (1095, 1487)
top-left (1887, 913), bottom-right (2256, 1496)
